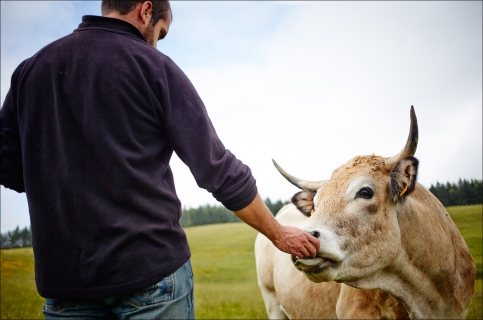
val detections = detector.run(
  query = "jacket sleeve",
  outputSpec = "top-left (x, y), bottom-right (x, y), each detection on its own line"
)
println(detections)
top-left (0, 60), bottom-right (29, 193)
top-left (1, 89), bottom-right (25, 193)
top-left (159, 60), bottom-right (257, 211)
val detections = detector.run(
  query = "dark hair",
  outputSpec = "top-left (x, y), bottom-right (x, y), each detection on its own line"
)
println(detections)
top-left (101, 0), bottom-right (171, 26)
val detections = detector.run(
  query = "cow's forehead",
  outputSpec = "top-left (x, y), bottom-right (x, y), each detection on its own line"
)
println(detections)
top-left (328, 155), bottom-right (389, 190)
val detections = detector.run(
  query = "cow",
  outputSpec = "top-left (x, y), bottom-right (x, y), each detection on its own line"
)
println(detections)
top-left (255, 106), bottom-right (475, 319)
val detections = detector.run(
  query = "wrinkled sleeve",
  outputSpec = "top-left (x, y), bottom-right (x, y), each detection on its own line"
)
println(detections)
top-left (1, 88), bottom-right (25, 193)
top-left (159, 62), bottom-right (257, 211)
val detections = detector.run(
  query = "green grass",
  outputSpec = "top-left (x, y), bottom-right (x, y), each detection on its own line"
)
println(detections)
top-left (185, 223), bottom-right (266, 319)
top-left (468, 279), bottom-right (483, 320)
top-left (1, 205), bottom-right (482, 319)
top-left (447, 205), bottom-right (482, 280)
top-left (447, 205), bottom-right (482, 319)
top-left (1, 248), bottom-right (44, 319)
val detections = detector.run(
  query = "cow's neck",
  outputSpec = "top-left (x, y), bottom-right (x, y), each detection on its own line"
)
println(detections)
top-left (377, 259), bottom-right (453, 319)
top-left (382, 195), bottom-right (473, 319)
top-left (350, 192), bottom-right (474, 319)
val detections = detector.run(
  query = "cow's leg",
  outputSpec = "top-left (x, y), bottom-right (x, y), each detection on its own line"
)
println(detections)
top-left (255, 234), bottom-right (288, 319)
top-left (258, 285), bottom-right (289, 319)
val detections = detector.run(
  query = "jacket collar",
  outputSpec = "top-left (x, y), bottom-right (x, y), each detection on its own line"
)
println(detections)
top-left (75, 15), bottom-right (147, 43)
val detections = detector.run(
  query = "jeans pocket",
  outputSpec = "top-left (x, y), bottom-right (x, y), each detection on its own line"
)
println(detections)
top-left (122, 275), bottom-right (174, 308)
top-left (44, 298), bottom-right (72, 312)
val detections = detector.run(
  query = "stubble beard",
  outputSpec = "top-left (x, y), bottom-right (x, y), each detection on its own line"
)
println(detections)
top-left (142, 24), bottom-right (155, 47)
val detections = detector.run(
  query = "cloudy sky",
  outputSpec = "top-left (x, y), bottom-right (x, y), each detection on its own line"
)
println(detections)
top-left (1, 1), bottom-right (482, 233)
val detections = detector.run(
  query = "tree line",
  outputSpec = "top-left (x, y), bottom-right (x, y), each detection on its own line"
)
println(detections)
top-left (0, 226), bottom-right (32, 249)
top-left (429, 179), bottom-right (482, 207)
top-left (2, 180), bottom-right (481, 249)
top-left (179, 198), bottom-right (289, 228)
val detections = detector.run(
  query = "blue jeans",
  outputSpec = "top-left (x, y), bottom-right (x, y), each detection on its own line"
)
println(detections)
top-left (43, 260), bottom-right (194, 319)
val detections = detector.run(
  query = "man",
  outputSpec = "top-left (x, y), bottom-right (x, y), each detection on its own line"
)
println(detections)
top-left (0, 1), bottom-right (319, 318)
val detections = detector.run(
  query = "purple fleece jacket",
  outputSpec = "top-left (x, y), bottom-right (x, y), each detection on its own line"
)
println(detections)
top-left (0, 16), bottom-right (257, 298)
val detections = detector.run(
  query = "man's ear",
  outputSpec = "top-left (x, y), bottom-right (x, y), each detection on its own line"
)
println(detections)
top-left (139, 1), bottom-right (153, 26)
top-left (389, 156), bottom-right (419, 203)
top-left (291, 190), bottom-right (317, 217)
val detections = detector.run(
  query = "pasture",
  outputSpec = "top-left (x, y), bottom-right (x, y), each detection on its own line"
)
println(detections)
top-left (1, 204), bottom-right (482, 319)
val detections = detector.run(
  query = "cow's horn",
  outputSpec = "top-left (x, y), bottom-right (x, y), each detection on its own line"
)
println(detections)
top-left (385, 105), bottom-right (418, 167)
top-left (272, 160), bottom-right (324, 191)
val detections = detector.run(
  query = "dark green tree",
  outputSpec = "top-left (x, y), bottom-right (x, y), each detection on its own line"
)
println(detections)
top-left (0, 225), bottom-right (32, 249)
top-left (429, 179), bottom-right (482, 206)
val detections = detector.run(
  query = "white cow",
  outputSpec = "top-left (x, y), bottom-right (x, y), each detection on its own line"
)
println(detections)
top-left (255, 107), bottom-right (475, 319)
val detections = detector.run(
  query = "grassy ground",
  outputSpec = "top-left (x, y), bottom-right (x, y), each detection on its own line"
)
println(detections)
top-left (448, 204), bottom-right (483, 319)
top-left (447, 205), bottom-right (482, 280)
top-left (186, 223), bottom-right (266, 319)
top-left (1, 204), bottom-right (481, 319)
top-left (0, 248), bottom-right (44, 319)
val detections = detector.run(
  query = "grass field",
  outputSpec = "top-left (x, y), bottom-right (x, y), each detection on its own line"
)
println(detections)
top-left (1, 204), bottom-right (482, 319)
top-left (1, 247), bottom-right (44, 319)
top-left (447, 205), bottom-right (482, 280)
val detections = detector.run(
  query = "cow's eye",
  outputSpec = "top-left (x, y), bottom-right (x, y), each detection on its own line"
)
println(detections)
top-left (356, 187), bottom-right (374, 199)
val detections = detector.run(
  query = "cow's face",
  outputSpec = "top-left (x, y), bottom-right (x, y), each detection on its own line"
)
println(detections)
top-left (290, 155), bottom-right (418, 284)
top-left (274, 106), bottom-right (419, 285)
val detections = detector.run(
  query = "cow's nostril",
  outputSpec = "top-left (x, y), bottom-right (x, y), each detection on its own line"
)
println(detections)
top-left (308, 230), bottom-right (320, 239)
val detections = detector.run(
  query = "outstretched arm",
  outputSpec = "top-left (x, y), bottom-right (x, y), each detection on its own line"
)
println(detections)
top-left (234, 193), bottom-right (320, 258)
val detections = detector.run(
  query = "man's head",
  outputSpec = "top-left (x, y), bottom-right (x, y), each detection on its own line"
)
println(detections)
top-left (102, 0), bottom-right (172, 48)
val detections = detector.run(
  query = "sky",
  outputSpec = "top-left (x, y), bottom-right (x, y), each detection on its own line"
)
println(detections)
top-left (1, 1), bottom-right (482, 233)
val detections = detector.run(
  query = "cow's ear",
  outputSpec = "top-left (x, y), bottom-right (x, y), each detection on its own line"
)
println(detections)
top-left (389, 156), bottom-right (419, 203)
top-left (291, 190), bottom-right (317, 217)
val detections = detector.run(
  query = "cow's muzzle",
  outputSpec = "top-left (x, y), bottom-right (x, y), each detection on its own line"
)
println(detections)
top-left (292, 255), bottom-right (339, 272)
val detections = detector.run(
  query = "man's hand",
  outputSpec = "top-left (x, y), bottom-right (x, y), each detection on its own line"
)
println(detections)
top-left (233, 193), bottom-right (320, 258)
top-left (272, 225), bottom-right (320, 259)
